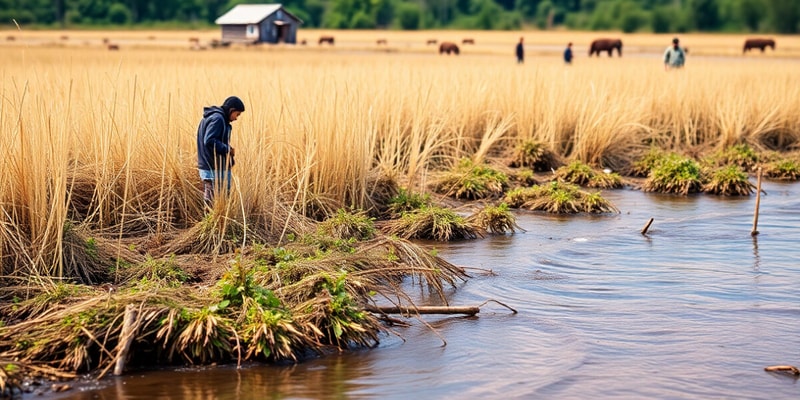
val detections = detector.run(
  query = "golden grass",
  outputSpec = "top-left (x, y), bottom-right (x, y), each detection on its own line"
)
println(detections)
top-left (1, 30), bottom-right (800, 281)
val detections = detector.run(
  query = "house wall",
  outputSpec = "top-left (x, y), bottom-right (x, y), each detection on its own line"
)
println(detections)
top-left (257, 8), bottom-right (300, 44)
top-left (221, 25), bottom-right (248, 42)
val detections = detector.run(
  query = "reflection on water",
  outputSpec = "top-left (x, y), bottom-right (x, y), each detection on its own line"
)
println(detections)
top-left (51, 182), bottom-right (800, 399)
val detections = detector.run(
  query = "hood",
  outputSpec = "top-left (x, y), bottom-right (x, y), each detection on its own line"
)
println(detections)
top-left (203, 106), bottom-right (227, 122)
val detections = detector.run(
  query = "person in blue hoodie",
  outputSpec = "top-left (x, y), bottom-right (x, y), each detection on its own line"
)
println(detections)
top-left (563, 42), bottom-right (573, 64)
top-left (196, 96), bottom-right (245, 205)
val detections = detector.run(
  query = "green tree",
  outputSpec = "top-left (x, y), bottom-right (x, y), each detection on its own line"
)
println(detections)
top-left (766, 0), bottom-right (799, 33)
top-left (737, 0), bottom-right (766, 31)
top-left (396, 1), bottom-right (421, 29)
top-left (688, 0), bottom-right (720, 30)
top-left (108, 3), bottom-right (132, 24)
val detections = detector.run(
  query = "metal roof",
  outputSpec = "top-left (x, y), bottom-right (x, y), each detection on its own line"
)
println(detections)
top-left (215, 4), bottom-right (297, 25)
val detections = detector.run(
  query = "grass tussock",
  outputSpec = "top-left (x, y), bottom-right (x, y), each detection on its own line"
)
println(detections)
top-left (162, 209), bottom-right (251, 256)
top-left (382, 206), bottom-right (484, 241)
top-left (431, 158), bottom-right (508, 200)
top-left (508, 140), bottom-right (561, 172)
top-left (762, 159), bottom-right (800, 180)
top-left (710, 144), bottom-right (760, 171)
top-left (503, 182), bottom-right (619, 214)
top-left (554, 161), bottom-right (623, 189)
top-left (643, 154), bottom-right (703, 195)
top-left (629, 148), bottom-right (666, 177)
top-left (467, 203), bottom-right (524, 234)
top-left (385, 189), bottom-right (433, 218)
top-left (702, 165), bottom-right (756, 196)
top-left (316, 209), bottom-right (376, 241)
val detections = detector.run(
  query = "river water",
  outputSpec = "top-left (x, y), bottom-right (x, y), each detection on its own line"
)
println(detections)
top-left (50, 181), bottom-right (800, 399)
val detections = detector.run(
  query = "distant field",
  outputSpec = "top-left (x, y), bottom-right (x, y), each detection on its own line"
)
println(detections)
top-left (2, 29), bottom-right (799, 58)
top-left (1, 29), bottom-right (799, 279)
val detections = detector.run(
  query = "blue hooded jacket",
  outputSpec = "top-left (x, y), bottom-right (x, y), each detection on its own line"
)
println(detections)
top-left (196, 106), bottom-right (232, 172)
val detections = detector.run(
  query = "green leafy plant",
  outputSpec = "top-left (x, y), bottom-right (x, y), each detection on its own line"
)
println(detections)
top-left (382, 206), bottom-right (483, 241)
top-left (509, 140), bottom-right (561, 171)
top-left (468, 203), bottom-right (524, 234)
top-left (763, 159), bottom-right (800, 180)
top-left (503, 181), bottom-right (619, 213)
top-left (387, 189), bottom-right (432, 217)
top-left (316, 209), bottom-right (375, 241)
top-left (702, 165), bottom-right (755, 196)
top-left (643, 153), bottom-right (702, 195)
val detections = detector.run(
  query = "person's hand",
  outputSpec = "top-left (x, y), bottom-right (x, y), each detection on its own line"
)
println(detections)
top-left (229, 146), bottom-right (235, 157)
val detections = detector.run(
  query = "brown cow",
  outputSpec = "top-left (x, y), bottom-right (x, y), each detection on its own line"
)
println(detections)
top-left (300, 39), bottom-right (307, 45)
top-left (589, 38), bottom-right (623, 57)
top-left (439, 42), bottom-right (459, 55)
top-left (107, 44), bottom-right (120, 51)
top-left (426, 39), bottom-right (437, 45)
top-left (462, 38), bottom-right (475, 45)
top-left (743, 38), bottom-right (775, 53)
top-left (319, 36), bottom-right (335, 45)
top-left (6, 35), bottom-right (15, 41)
top-left (376, 39), bottom-right (387, 45)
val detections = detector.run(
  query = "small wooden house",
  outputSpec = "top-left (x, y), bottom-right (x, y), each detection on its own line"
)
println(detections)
top-left (215, 4), bottom-right (303, 44)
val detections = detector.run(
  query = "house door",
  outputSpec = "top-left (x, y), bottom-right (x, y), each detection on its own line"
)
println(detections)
top-left (274, 21), bottom-right (289, 43)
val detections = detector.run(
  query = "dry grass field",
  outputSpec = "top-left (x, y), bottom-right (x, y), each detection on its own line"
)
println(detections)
top-left (1, 29), bottom-right (799, 280)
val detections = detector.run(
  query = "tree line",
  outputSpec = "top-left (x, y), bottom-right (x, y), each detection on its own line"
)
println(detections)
top-left (1, 0), bottom-right (797, 33)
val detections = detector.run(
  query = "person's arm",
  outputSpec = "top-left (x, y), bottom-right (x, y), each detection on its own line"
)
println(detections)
top-left (203, 116), bottom-right (229, 155)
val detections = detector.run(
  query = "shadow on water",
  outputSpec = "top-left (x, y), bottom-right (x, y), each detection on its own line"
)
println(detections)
top-left (50, 182), bottom-right (800, 399)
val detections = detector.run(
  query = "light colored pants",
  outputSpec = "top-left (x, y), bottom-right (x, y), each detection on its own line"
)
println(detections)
top-left (198, 169), bottom-right (232, 203)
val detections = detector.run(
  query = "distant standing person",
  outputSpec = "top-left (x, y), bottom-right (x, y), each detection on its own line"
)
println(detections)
top-left (196, 96), bottom-right (245, 206)
top-left (664, 37), bottom-right (686, 70)
top-left (564, 42), bottom-right (573, 64)
top-left (515, 37), bottom-right (524, 64)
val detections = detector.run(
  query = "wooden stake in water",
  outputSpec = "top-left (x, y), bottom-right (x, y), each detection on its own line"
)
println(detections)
top-left (751, 167), bottom-right (763, 236)
top-left (114, 305), bottom-right (138, 376)
top-left (641, 217), bottom-right (654, 235)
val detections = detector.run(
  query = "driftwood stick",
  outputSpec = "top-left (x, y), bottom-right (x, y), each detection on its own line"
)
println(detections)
top-left (366, 305), bottom-right (480, 316)
top-left (113, 305), bottom-right (138, 376)
top-left (751, 167), bottom-right (763, 236)
top-left (641, 217), bottom-right (654, 235)
top-left (764, 365), bottom-right (800, 375)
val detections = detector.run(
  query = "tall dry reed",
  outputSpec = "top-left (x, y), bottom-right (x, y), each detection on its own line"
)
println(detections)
top-left (2, 44), bottom-right (799, 281)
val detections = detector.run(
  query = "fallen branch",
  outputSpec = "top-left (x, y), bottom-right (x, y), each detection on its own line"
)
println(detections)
top-left (366, 299), bottom-right (517, 317)
top-left (367, 305), bottom-right (480, 316)
top-left (764, 365), bottom-right (800, 376)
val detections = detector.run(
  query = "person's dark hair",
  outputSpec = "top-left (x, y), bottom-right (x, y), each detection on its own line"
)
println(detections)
top-left (222, 96), bottom-right (245, 118)
top-left (672, 37), bottom-right (679, 44)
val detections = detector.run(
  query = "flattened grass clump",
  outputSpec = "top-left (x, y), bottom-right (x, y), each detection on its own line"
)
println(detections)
top-left (316, 209), bottom-right (376, 241)
top-left (164, 210), bottom-right (250, 255)
top-left (120, 255), bottom-right (192, 286)
top-left (382, 206), bottom-right (484, 241)
top-left (509, 140), bottom-right (561, 172)
top-left (467, 203), bottom-right (524, 234)
top-left (763, 159), bottom-right (800, 180)
top-left (386, 189), bottom-right (432, 218)
top-left (555, 161), bottom-right (623, 189)
top-left (702, 165), bottom-right (755, 196)
top-left (503, 182), bottom-right (619, 214)
top-left (0, 236), bottom-right (468, 378)
top-left (630, 148), bottom-right (666, 177)
top-left (643, 154), bottom-right (703, 195)
top-left (431, 158), bottom-right (508, 200)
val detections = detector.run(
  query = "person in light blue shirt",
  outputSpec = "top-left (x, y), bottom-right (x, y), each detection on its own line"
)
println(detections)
top-left (664, 37), bottom-right (686, 70)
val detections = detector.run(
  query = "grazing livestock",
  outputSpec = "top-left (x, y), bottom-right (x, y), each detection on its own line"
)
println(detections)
top-left (60, 35), bottom-right (69, 40)
top-left (376, 39), bottom-right (387, 45)
top-left (319, 36), bottom-right (335, 45)
top-left (439, 42), bottom-right (459, 55)
top-left (6, 35), bottom-right (14, 41)
top-left (300, 39), bottom-right (307, 45)
top-left (743, 38), bottom-right (775, 53)
top-left (107, 44), bottom-right (120, 51)
top-left (589, 38), bottom-right (623, 57)
top-left (462, 38), bottom-right (475, 44)
top-left (426, 39), bottom-right (437, 45)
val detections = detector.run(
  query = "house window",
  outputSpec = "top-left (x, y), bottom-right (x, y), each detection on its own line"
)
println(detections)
top-left (246, 24), bottom-right (258, 39)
